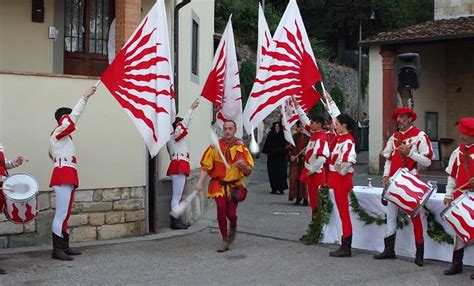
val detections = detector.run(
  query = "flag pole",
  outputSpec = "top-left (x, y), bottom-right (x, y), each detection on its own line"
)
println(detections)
top-left (94, 80), bottom-right (101, 88)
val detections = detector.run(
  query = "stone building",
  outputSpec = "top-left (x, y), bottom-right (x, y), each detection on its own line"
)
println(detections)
top-left (361, 0), bottom-right (474, 174)
top-left (0, 0), bottom-right (215, 248)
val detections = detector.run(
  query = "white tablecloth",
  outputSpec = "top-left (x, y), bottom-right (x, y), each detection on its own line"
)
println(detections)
top-left (321, 186), bottom-right (474, 265)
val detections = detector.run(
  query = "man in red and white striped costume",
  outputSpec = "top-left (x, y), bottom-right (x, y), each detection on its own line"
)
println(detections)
top-left (166, 98), bottom-right (199, 229)
top-left (0, 144), bottom-right (24, 275)
top-left (293, 97), bottom-right (329, 227)
top-left (375, 107), bottom-right (433, 266)
top-left (442, 117), bottom-right (474, 280)
top-left (49, 86), bottom-right (96, 261)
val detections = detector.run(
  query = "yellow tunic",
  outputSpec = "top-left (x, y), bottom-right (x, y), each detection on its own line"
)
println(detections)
top-left (200, 139), bottom-right (254, 199)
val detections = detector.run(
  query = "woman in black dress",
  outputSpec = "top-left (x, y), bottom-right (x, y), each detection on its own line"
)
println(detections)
top-left (262, 122), bottom-right (289, 194)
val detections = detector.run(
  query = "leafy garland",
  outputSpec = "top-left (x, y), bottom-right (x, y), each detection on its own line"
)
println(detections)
top-left (425, 206), bottom-right (453, 244)
top-left (303, 185), bottom-right (333, 245)
top-left (302, 188), bottom-right (453, 245)
top-left (349, 191), bottom-right (410, 229)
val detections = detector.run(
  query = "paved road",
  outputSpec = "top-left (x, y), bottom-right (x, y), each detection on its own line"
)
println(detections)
top-left (0, 153), bottom-right (471, 285)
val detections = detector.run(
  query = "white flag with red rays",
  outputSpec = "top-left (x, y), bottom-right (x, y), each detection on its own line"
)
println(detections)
top-left (243, 0), bottom-right (322, 135)
top-left (101, 0), bottom-right (175, 157)
top-left (201, 17), bottom-right (243, 138)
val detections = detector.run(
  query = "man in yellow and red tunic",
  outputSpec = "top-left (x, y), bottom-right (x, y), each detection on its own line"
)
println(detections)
top-left (195, 120), bottom-right (254, 252)
top-left (443, 117), bottom-right (474, 280)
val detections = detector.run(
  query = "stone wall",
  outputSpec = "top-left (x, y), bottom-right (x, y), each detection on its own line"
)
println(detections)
top-left (0, 186), bottom-right (145, 248)
top-left (435, 0), bottom-right (473, 20)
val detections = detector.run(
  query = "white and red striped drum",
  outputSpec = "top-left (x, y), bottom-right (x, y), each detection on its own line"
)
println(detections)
top-left (2, 173), bottom-right (39, 224)
top-left (441, 191), bottom-right (474, 243)
top-left (382, 168), bottom-right (435, 218)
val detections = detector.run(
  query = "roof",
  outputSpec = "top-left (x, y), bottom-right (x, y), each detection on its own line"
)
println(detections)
top-left (360, 16), bottom-right (474, 46)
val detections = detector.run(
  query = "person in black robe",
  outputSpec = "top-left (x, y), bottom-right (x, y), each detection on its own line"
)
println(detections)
top-left (262, 122), bottom-right (289, 194)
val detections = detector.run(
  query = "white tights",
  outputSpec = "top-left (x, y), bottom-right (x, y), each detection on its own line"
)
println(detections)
top-left (52, 184), bottom-right (74, 237)
top-left (170, 174), bottom-right (186, 213)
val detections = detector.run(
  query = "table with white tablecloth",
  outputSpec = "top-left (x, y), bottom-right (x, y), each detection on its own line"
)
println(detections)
top-left (321, 186), bottom-right (474, 265)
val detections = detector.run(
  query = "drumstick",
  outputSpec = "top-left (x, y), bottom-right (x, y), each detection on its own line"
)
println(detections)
top-left (453, 181), bottom-right (472, 195)
top-left (0, 187), bottom-right (13, 192)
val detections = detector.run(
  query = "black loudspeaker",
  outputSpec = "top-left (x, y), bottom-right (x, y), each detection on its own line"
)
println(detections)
top-left (32, 0), bottom-right (44, 23)
top-left (397, 53), bottom-right (420, 89)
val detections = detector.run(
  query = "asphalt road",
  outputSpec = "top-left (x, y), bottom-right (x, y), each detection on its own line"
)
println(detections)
top-left (0, 153), bottom-right (471, 285)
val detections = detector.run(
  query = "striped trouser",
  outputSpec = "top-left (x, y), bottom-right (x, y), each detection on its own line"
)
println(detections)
top-left (52, 184), bottom-right (75, 237)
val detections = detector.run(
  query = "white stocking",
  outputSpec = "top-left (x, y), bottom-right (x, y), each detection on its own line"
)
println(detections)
top-left (170, 174), bottom-right (186, 213)
top-left (52, 184), bottom-right (74, 237)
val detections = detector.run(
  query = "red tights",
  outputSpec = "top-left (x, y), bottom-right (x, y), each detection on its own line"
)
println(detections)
top-left (215, 197), bottom-right (238, 239)
top-left (334, 186), bottom-right (352, 238)
top-left (411, 214), bottom-right (424, 244)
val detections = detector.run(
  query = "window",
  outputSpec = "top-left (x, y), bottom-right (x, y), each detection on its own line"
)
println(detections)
top-left (191, 18), bottom-right (199, 78)
top-left (64, 0), bottom-right (114, 76)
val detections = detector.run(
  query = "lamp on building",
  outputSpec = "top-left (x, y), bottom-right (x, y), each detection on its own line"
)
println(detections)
top-left (357, 8), bottom-right (376, 122)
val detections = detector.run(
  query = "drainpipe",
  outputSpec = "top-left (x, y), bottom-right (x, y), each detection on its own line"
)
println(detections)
top-left (174, 0), bottom-right (191, 114)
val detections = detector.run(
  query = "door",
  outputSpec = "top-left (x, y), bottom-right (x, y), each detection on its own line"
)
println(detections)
top-left (64, 0), bottom-right (114, 76)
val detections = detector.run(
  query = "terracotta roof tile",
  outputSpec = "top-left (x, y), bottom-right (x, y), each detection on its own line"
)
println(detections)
top-left (360, 16), bottom-right (474, 46)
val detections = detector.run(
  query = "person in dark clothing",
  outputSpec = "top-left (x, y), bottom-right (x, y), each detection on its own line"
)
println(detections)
top-left (262, 122), bottom-right (289, 194)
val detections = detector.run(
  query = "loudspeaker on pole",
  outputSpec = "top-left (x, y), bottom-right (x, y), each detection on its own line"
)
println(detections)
top-left (397, 53), bottom-right (420, 89)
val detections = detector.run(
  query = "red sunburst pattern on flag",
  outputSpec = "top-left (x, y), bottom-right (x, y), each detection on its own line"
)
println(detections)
top-left (101, 17), bottom-right (174, 144)
top-left (201, 41), bottom-right (226, 107)
top-left (249, 20), bottom-right (321, 122)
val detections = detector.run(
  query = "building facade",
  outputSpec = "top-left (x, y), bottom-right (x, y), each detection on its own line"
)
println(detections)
top-left (0, 0), bottom-right (215, 248)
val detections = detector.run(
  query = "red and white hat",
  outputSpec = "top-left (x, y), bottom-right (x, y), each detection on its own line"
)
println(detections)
top-left (457, 118), bottom-right (474, 136)
top-left (392, 107), bottom-right (417, 122)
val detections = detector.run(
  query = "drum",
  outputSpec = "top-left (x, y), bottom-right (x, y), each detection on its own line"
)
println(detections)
top-left (2, 173), bottom-right (39, 224)
top-left (441, 191), bottom-right (474, 243)
top-left (382, 168), bottom-right (435, 218)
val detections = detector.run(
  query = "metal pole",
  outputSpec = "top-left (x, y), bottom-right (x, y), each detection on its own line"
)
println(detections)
top-left (357, 18), bottom-right (362, 122)
top-left (261, 0), bottom-right (265, 10)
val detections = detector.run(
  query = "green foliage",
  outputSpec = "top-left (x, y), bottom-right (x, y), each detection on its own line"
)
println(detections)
top-left (330, 86), bottom-right (345, 112)
top-left (239, 59), bottom-right (256, 105)
top-left (304, 185), bottom-right (333, 245)
top-left (425, 207), bottom-right (453, 244)
top-left (310, 38), bottom-right (330, 60)
top-left (361, 70), bottom-right (369, 101)
top-left (265, 0), bottom-right (434, 61)
top-left (350, 192), bottom-right (386, 225)
top-left (215, 0), bottom-right (282, 48)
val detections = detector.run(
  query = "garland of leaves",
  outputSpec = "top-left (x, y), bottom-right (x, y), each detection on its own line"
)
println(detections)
top-left (349, 191), bottom-right (410, 229)
top-left (425, 206), bottom-right (453, 244)
top-left (303, 185), bottom-right (333, 245)
top-left (302, 188), bottom-right (453, 245)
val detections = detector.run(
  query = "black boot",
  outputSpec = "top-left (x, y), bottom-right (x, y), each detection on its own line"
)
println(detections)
top-left (329, 235), bottom-right (352, 257)
top-left (62, 232), bottom-right (81, 256)
top-left (444, 248), bottom-right (464, 275)
top-left (294, 198), bottom-right (301, 206)
top-left (471, 273), bottom-right (474, 280)
top-left (179, 218), bottom-right (191, 228)
top-left (0, 267), bottom-right (6, 275)
top-left (373, 234), bottom-right (396, 259)
top-left (302, 199), bottom-right (308, 206)
top-left (52, 233), bottom-right (73, 261)
top-left (414, 242), bottom-right (424, 266)
top-left (170, 216), bottom-right (188, 230)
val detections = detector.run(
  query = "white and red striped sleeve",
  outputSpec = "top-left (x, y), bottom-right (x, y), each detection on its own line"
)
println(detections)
top-left (382, 135), bottom-right (396, 160)
top-left (51, 115), bottom-right (76, 141)
top-left (340, 139), bottom-right (356, 164)
top-left (172, 122), bottom-right (189, 142)
top-left (445, 147), bottom-right (461, 198)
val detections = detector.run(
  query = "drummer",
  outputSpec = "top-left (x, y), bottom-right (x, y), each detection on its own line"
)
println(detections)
top-left (0, 143), bottom-right (25, 275)
top-left (375, 107), bottom-right (433, 266)
top-left (49, 85), bottom-right (96, 261)
top-left (443, 117), bottom-right (474, 280)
